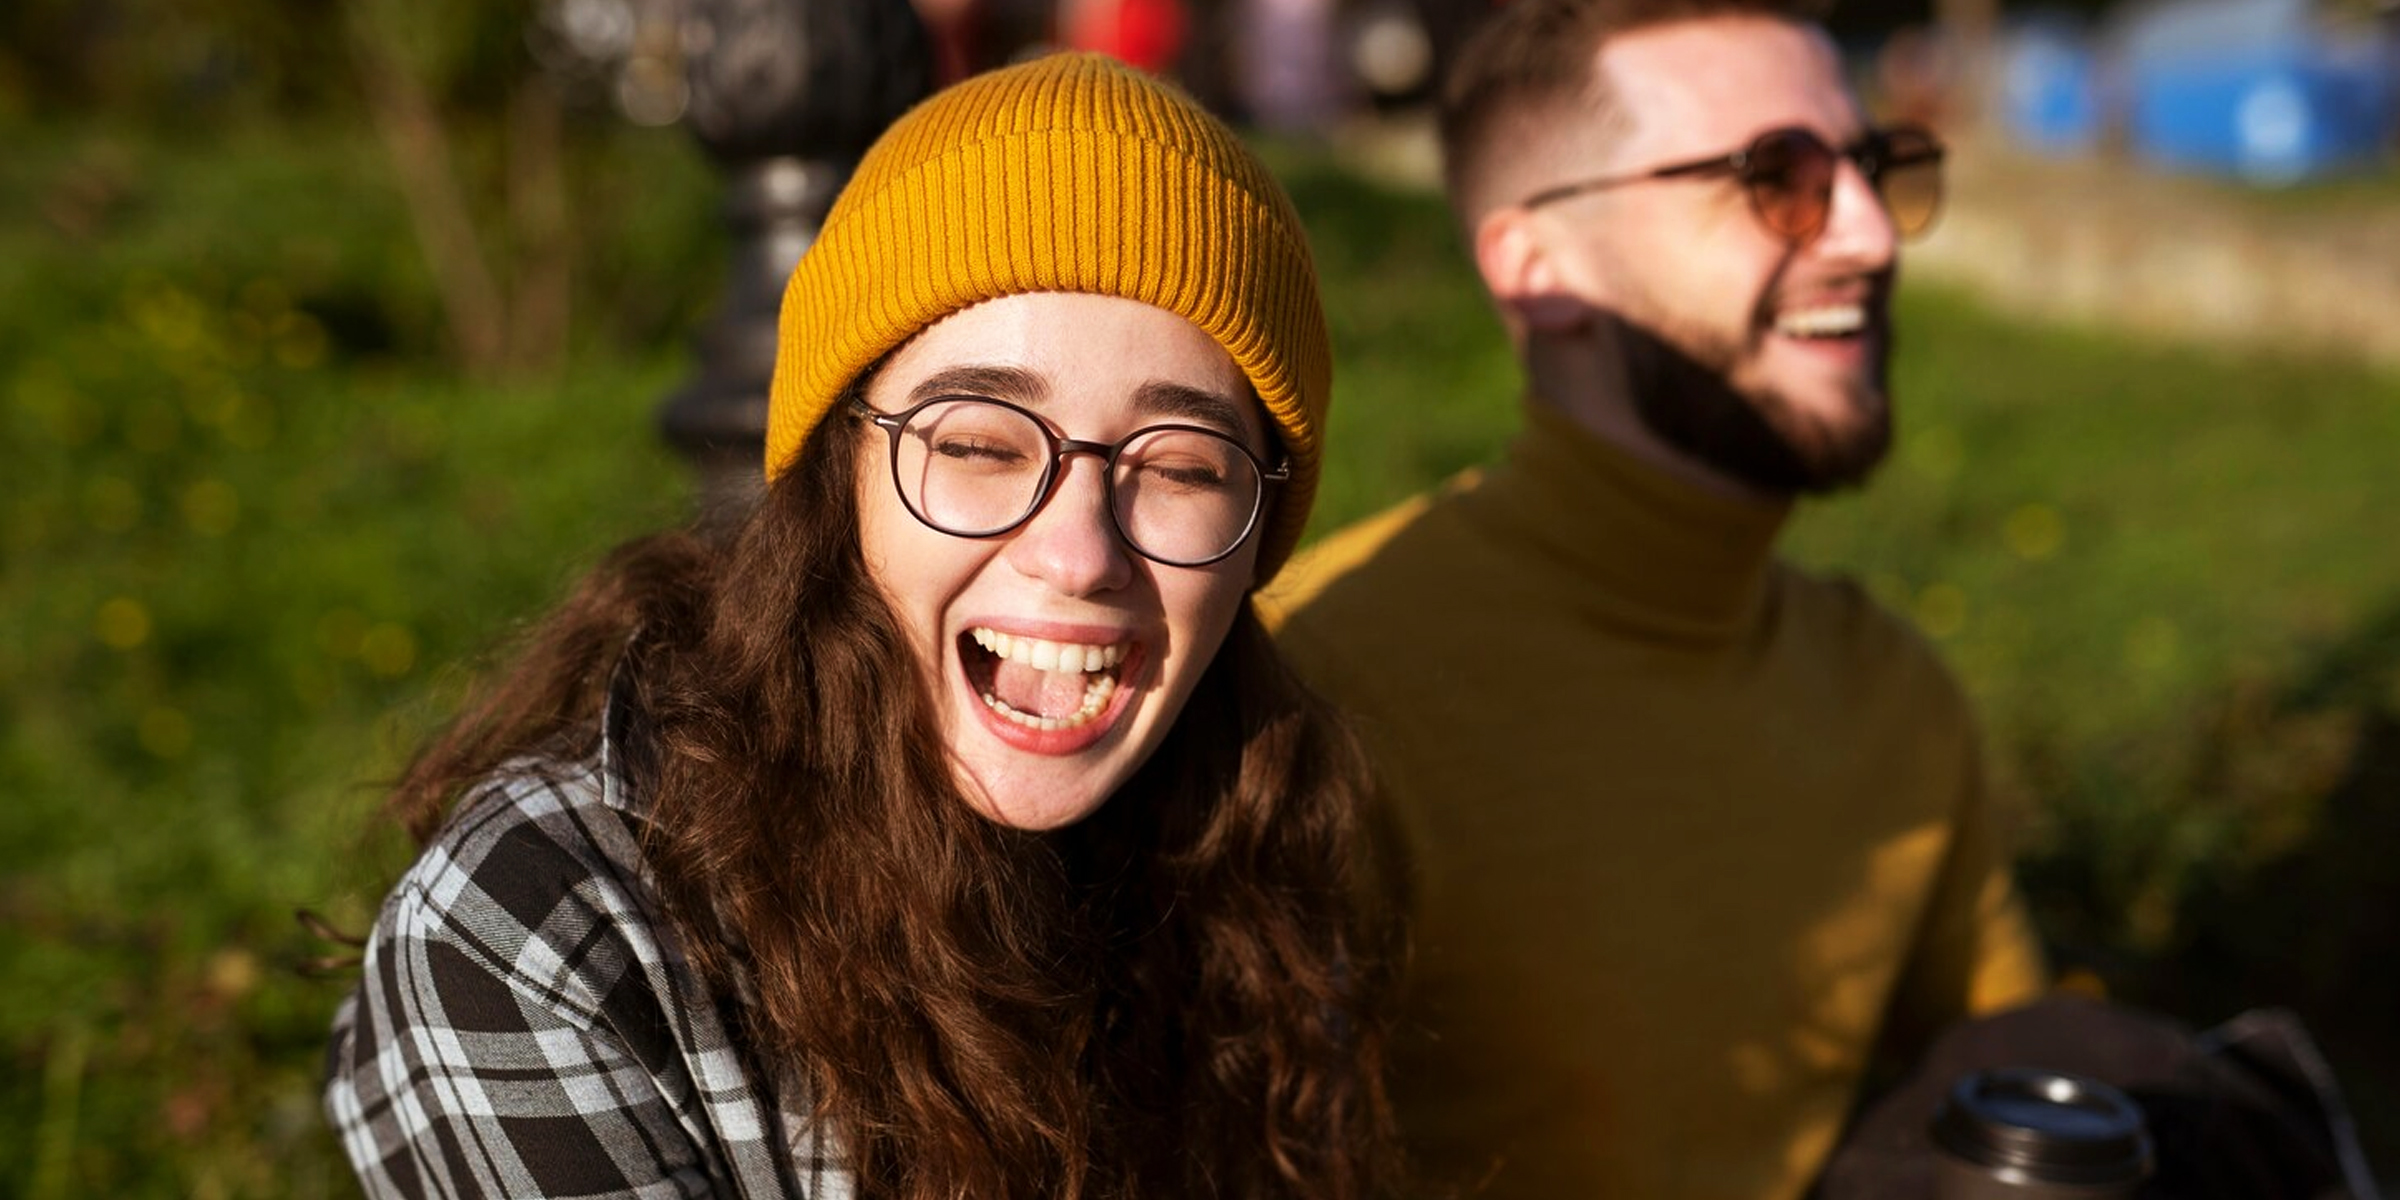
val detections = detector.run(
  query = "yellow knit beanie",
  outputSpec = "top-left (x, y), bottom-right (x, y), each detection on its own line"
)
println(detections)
top-left (766, 51), bottom-right (1330, 580)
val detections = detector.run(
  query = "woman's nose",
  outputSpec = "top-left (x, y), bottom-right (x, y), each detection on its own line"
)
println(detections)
top-left (1003, 455), bottom-right (1136, 596)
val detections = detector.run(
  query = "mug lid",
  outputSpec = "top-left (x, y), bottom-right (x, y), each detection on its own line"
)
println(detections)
top-left (1930, 1067), bottom-right (2154, 1186)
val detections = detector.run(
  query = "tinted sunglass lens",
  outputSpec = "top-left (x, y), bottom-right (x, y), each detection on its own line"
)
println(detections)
top-left (1869, 130), bottom-right (1944, 238)
top-left (1880, 159), bottom-right (1940, 237)
top-left (1744, 129), bottom-right (1837, 243)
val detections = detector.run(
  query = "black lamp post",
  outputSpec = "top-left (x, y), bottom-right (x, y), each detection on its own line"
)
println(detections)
top-left (656, 0), bottom-right (932, 518)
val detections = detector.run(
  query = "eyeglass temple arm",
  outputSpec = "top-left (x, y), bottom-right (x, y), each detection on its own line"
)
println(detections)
top-left (1520, 152), bottom-right (1744, 210)
top-left (1521, 174), bottom-right (1631, 209)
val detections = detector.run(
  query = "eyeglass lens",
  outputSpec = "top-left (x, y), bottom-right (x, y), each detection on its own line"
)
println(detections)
top-left (1744, 127), bottom-right (1943, 244)
top-left (889, 397), bottom-right (1267, 566)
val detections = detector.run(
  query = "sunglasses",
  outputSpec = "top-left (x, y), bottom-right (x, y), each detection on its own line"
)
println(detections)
top-left (1521, 124), bottom-right (1946, 244)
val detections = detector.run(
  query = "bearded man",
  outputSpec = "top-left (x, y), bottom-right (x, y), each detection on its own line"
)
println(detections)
top-left (1265, 2), bottom-right (2048, 1196)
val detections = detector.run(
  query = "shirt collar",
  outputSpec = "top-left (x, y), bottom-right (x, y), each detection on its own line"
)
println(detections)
top-left (1471, 398), bottom-right (1788, 641)
top-left (599, 659), bottom-right (648, 816)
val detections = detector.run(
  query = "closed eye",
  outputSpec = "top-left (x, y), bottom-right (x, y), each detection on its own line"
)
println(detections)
top-left (928, 436), bottom-right (1034, 467)
top-left (1133, 457), bottom-right (1232, 490)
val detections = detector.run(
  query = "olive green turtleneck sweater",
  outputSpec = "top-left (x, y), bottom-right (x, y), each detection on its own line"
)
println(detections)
top-left (1265, 403), bottom-right (2045, 1200)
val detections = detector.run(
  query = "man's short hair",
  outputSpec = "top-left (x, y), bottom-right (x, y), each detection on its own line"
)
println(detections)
top-left (1437, 0), bottom-right (1824, 217)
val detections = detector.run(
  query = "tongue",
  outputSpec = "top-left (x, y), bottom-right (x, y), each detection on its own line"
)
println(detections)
top-left (992, 660), bottom-right (1088, 719)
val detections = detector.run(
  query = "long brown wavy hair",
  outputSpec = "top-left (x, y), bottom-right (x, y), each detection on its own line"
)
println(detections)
top-left (383, 396), bottom-right (1403, 1200)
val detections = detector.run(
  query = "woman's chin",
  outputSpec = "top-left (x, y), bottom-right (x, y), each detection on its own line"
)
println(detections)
top-left (956, 762), bottom-right (1126, 831)
top-left (985, 794), bottom-right (1108, 831)
top-left (945, 708), bottom-right (1145, 832)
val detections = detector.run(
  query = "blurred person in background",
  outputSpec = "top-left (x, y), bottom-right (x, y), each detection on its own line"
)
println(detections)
top-left (1263, 0), bottom-right (2048, 1196)
top-left (914, 0), bottom-right (988, 81)
top-left (323, 52), bottom-right (1399, 1200)
top-left (911, 0), bottom-right (1059, 81)
top-left (1061, 0), bottom-right (1193, 70)
top-left (1233, 0), bottom-right (1351, 129)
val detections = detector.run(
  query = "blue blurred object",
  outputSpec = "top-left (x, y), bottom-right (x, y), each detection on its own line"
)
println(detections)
top-left (2116, 0), bottom-right (2396, 182)
top-left (1999, 16), bottom-right (2111, 154)
top-left (2127, 44), bottom-right (2394, 181)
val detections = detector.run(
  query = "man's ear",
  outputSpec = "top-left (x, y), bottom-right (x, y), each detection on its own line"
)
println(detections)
top-left (1474, 207), bottom-right (1589, 334)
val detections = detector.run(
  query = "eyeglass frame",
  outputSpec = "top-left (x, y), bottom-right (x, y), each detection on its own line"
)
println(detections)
top-left (849, 393), bottom-right (1293, 568)
top-left (1517, 123), bottom-right (1947, 243)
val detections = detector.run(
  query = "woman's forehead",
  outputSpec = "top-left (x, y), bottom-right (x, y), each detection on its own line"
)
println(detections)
top-left (871, 293), bottom-right (1266, 441)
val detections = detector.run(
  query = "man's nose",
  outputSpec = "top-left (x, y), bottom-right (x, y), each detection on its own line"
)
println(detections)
top-left (1813, 160), bottom-right (1900, 269)
top-left (1003, 455), bottom-right (1137, 597)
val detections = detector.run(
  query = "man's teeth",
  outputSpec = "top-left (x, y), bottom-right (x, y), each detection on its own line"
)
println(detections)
top-left (981, 675), bottom-right (1118, 732)
top-left (969, 628), bottom-right (1126, 673)
top-left (1776, 304), bottom-right (1867, 338)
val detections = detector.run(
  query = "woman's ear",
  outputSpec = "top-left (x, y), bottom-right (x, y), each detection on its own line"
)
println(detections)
top-left (1474, 208), bottom-right (1589, 335)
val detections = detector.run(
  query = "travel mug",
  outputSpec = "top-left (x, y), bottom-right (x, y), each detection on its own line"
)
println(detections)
top-left (1929, 1067), bottom-right (2153, 1199)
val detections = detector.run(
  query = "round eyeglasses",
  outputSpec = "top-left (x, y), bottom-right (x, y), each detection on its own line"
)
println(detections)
top-left (853, 395), bottom-right (1289, 568)
top-left (1521, 124), bottom-right (1946, 245)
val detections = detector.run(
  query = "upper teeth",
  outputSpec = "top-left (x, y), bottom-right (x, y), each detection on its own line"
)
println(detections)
top-left (970, 628), bottom-right (1126, 673)
top-left (1777, 305), bottom-right (1866, 337)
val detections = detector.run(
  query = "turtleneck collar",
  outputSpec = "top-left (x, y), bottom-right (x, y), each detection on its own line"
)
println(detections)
top-left (1464, 397), bottom-right (1790, 641)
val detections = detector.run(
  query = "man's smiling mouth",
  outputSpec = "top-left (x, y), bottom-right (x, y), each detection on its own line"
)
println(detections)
top-left (963, 628), bottom-right (1129, 732)
top-left (1773, 302), bottom-right (1868, 339)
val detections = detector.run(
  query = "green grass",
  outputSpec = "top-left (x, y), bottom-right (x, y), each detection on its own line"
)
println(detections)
top-left (2, 115), bottom-right (707, 1193)
top-left (6, 118), bottom-right (2397, 1191)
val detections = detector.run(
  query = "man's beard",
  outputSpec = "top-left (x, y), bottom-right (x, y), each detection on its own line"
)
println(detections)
top-left (1610, 299), bottom-right (1893, 495)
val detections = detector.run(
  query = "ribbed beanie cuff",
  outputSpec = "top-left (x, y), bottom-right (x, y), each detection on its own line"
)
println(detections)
top-left (766, 52), bottom-right (1330, 580)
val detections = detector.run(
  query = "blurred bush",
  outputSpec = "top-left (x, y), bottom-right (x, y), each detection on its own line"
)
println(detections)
top-left (1, 0), bottom-right (713, 380)
top-left (0, 0), bottom-right (524, 123)
top-left (0, 95), bottom-right (715, 1190)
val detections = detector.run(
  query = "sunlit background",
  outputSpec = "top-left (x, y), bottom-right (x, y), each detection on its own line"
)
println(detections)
top-left (3, 0), bottom-right (2396, 1192)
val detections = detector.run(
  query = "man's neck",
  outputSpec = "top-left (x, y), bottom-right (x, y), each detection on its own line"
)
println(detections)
top-left (1521, 330), bottom-right (1795, 514)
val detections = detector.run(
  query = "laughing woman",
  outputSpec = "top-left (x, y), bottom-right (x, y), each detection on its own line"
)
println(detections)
top-left (323, 52), bottom-right (1398, 1200)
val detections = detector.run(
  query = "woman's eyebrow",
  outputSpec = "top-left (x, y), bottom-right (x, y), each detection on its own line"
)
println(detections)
top-left (907, 364), bottom-right (1045, 407)
top-left (1133, 381), bottom-right (1251, 434)
top-left (906, 368), bottom-right (1253, 439)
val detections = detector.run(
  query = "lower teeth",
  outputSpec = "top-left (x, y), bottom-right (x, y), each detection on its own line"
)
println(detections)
top-left (982, 674), bottom-right (1117, 732)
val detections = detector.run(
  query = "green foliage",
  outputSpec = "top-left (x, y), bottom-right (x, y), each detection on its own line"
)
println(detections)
top-left (1801, 290), bottom-right (2400, 962)
top-left (1266, 149), bottom-right (1522, 533)
top-left (0, 0), bottom-right (554, 124)
top-left (1, 114), bottom-right (708, 1194)
top-left (6, 115), bottom-right (2397, 1189)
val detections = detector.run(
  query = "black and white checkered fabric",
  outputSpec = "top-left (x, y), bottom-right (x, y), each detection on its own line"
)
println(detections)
top-left (323, 720), bottom-right (852, 1199)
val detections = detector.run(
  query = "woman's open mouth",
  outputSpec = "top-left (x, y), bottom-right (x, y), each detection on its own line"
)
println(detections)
top-left (961, 627), bottom-right (1135, 737)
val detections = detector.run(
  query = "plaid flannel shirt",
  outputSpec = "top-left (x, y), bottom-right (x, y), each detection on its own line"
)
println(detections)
top-left (322, 712), bottom-right (853, 1199)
